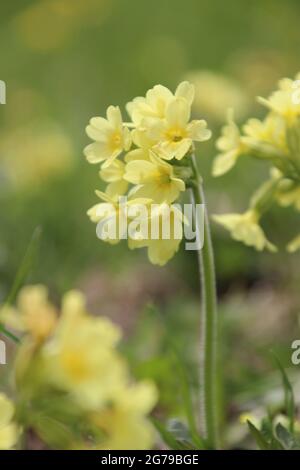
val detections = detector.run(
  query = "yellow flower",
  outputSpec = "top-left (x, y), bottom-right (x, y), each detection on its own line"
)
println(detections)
top-left (0, 122), bottom-right (73, 190)
top-left (276, 181), bottom-right (300, 211)
top-left (213, 110), bottom-right (243, 176)
top-left (85, 106), bottom-right (131, 168)
top-left (91, 381), bottom-right (157, 450)
top-left (126, 81), bottom-right (194, 125)
top-left (258, 73), bottom-right (300, 124)
top-left (0, 285), bottom-right (57, 342)
top-left (43, 290), bottom-right (126, 409)
top-left (213, 210), bottom-right (277, 252)
top-left (124, 151), bottom-right (185, 204)
top-left (145, 97), bottom-right (211, 160)
top-left (186, 70), bottom-right (249, 122)
top-left (287, 234), bottom-right (300, 253)
top-left (87, 191), bottom-right (122, 244)
top-left (85, 82), bottom-right (211, 265)
top-left (129, 203), bottom-right (185, 265)
top-left (87, 191), bottom-right (152, 244)
top-left (99, 159), bottom-right (128, 198)
top-left (243, 113), bottom-right (288, 155)
top-left (0, 394), bottom-right (18, 450)
top-left (125, 147), bottom-right (151, 162)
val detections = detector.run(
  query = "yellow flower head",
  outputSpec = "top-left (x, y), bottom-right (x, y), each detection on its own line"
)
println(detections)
top-left (126, 81), bottom-right (194, 125)
top-left (0, 394), bottom-right (19, 450)
top-left (258, 73), bottom-right (300, 124)
top-left (87, 190), bottom-right (152, 245)
top-left (214, 73), bottom-right (300, 254)
top-left (276, 179), bottom-right (300, 211)
top-left (128, 203), bottom-right (185, 266)
top-left (124, 151), bottom-right (185, 204)
top-left (85, 81), bottom-right (211, 265)
top-left (0, 285), bottom-right (57, 342)
top-left (43, 290), bottom-right (126, 409)
top-left (243, 113), bottom-right (288, 155)
top-left (213, 109), bottom-right (243, 176)
top-left (85, 105), bottom-right (131, 168)
top-left (145, 96), bottom-right (211, 160)
top-left (8, 287), bottom-right (157, 449)
top-left (213, 210), bottom-right (277, 252)
top-left (90, 381), bottom-right (158, 450)
top-left (287, 234), bottom-right (300, 253)
top-left (186, 70), bottom-right (249, 122)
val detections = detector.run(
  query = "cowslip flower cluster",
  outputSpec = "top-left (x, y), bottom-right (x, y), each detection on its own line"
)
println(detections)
top-left (213, 73), bottom-right (300, 252)
top-left (0, 286), bottom-right (157, 450)
top-left (84, 82), bottom-right (211, 265)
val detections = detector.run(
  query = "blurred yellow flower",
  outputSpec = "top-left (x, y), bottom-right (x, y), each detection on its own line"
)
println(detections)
top-left (0, 123), bottom-right (73, 190)
top-left (186, 70), bottom-right (249, 122)
top-left (213, 210), bottom-right (277, 252)
top-left (213, 110), bottom-right (243, 176)
top-left (258, 73), bottom-right (300, 124)
top-left (276, 181), bottom-right (300, 211)
top-left (91, 382), bottom-right (157, 450)
top-left (0, 285), bottom-right (57, 342)
top-left (85, 106), bottom-right (131, 168)
top-left (0, 394), bottom-right (18, 450)
top-left (43, 290), bottom-right (126, 409)
top-left (124, 151), bottom-right (185, 203)
top-left (214, 72), bottom-right (300, 255)
top-left (243, 113), bottom-right (288, 155)
top-left (287, 234), bottom-right (300, 253)
top-left (14, 0), bottom-right (112, 52)
top-left (7, 287), bottom-right (158, 449)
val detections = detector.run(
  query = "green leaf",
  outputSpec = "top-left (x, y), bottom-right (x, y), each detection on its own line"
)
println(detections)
top-left (0, 227), bottom-right (42, 344)
top-left (168, 419), bottom-right (205, 450)
top-left (272, 354), bottom-right (295, 433)
top-left (4, 226), bottom-right (42, 306)
top-left (33, 415), bottom-right (76, 449)
top-left (146, 303), bottom-right (206, 449)
top-left (247, 420), bottom-right (270, 450)
top-left (152, 418), bottom-right (184, 450)
top-left (0, 324), bottom-right (20, 343)
top-left (275, 423), bottom-right (300, 450)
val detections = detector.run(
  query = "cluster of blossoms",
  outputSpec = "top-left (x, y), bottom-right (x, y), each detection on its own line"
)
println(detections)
top-left (213, 72), bottom-right (300, 253)
top-left (0, 286), bottom-right (157, 450)
top-left (84, 82), bottom-right (211, 265)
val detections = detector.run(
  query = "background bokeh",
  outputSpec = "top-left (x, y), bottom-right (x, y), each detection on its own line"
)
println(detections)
top-left (1, 0), bottom-right (300, 448)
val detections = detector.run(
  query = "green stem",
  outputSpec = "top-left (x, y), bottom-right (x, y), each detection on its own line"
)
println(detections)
top-left (0, 323), bottom-right (20, 343)
top-left (190, 154), bottom-right (219, 449)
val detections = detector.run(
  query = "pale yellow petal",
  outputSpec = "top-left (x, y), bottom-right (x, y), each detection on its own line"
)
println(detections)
top-left (287, 235), bottom-right (300, 253)
top-left (84, 142), bottom-right (109, 164)
top-left (187, 120), bottom-right (211, 141)
top-left (175, 81), bottom-right (195, 105)
top-left (166, 97), bottom-right (190, 127)
top-left (212, 150), bottom-right (239, 177)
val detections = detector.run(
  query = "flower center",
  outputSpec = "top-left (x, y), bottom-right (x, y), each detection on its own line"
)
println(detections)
top-left (62, 350), bottom-right (90, 382)
top-left (165, 127), bottom-right (187, 143)
top-left (109, 132), bottom-right (122, 150)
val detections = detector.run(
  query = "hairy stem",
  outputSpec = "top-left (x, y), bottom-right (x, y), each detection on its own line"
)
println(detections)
top-left (190, 154), bottom-right (219, 449)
